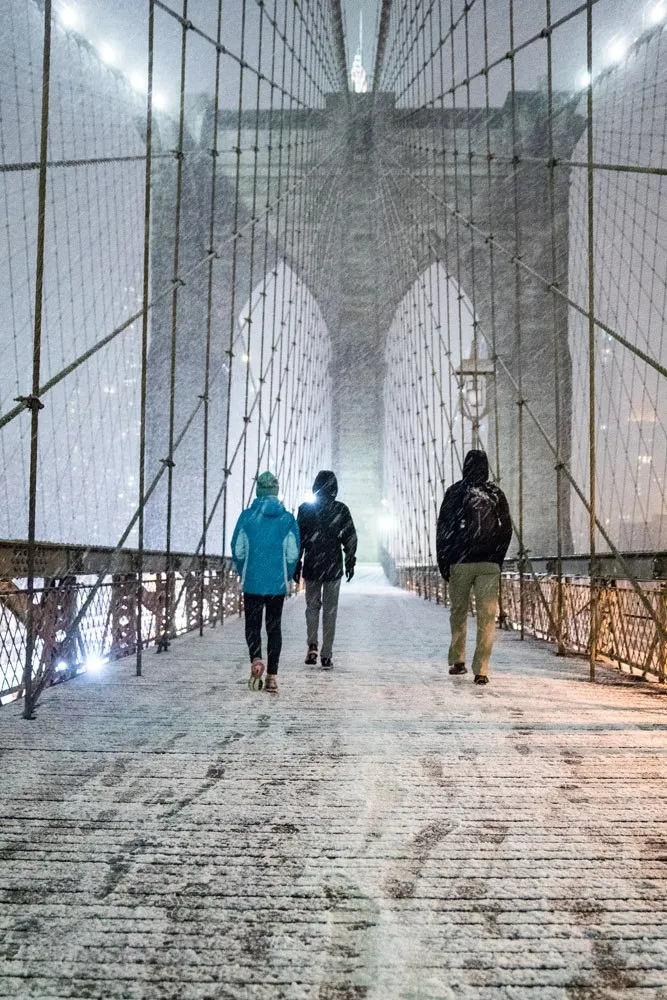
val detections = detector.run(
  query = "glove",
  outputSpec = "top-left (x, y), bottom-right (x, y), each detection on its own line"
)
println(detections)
top-left (440, 564), bottom-right (450, 582)
top-left (293, 562), bottom-right (302, 585)
top-left (345, 558), bottom-right (355, 582)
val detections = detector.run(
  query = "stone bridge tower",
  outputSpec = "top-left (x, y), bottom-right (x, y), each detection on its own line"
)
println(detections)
top-left (147, 91), bottom-right (584, 560)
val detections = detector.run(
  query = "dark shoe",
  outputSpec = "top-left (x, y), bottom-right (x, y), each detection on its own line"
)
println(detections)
top-left (265, 674), bottom-right (278, 693)
top-left (448, 662), bottom-right (467, 675)
top-left (320, 655), bottom-right (333, 669)
top-left (474, 674), bottom-right (489, 686)
top-left (305, 644), bottom-right (318, 665)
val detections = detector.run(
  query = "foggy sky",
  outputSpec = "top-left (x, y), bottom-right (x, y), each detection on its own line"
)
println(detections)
top-left (57, 0), bottom-right (645, 110)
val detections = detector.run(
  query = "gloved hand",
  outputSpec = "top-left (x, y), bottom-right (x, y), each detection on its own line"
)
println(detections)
top-left (345, 558), bottom-right (355, 582)
top-left (440, 564), bottom-right (450, 582)
top-left (293, 562), bottom-right (302, 585)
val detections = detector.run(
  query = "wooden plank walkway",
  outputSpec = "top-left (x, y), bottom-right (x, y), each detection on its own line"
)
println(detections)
top-left (1, 567), bottom-right (667, 999)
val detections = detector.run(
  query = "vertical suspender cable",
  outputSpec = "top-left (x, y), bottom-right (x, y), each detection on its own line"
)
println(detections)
top-left (586, 0), bottom-right (597, 681)
top-left (137, 0), bottom-right (156, 674)
top-left (157, 0), bottom-right (190, 653)
top-left (23, 0), bottom-right (52, 720)
top-left (545, 0), bottom-right (565, 655)
top-left (221, 0), bottom-right (249, 620)
top-left (199, 0), bottom-right (224, 636)
top-left (508, 0), bottom-right (525, 640)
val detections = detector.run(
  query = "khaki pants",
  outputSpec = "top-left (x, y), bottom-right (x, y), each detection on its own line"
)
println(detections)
top-left (305, 578), bottom-right (342, 658)
top-left (448, 562), bottom-right (500, 677)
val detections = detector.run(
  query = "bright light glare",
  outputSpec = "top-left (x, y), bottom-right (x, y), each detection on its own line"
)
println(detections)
top-left (648, 3), bottom-right (666, 24)
top-left (130, 71), bottom-right (147, 92)
top-left (242, 354), bottom-right (250, 363)
top-left (606, 37), bottom-right (628, 63)
top-left (59, 5), bottom-right (80, 29)
top-left (152, 91), bottom-right (168, 111)
top-left (378, 515), bottom-right (394, 533)
top-left (303, 490), bottom-right (316, 503)
top-left (55, 660), bottom-right (68, 673)
top-left (85, 655), bottom-right (105, 675)
top-left (381, 498), bottom-right (389, 507)
top-left (578, 71), bottom-right (592, 89)
top-left (99, 42), bottom-right (118, 66)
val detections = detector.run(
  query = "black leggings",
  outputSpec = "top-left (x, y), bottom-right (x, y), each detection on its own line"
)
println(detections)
top-left (243, 593), bottom-right (285, 675)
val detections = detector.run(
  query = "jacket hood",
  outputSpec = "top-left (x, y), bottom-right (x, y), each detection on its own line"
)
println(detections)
top-left (251, 495), bottom-right (285, 518)
top-left (312, 470), bottom-right (338, 500)
top-left (462, 449), bottom-right (489, 485)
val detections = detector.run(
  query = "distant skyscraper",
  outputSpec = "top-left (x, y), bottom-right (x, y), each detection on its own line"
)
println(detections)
top-left (350, 11), bottom-right (369, 93)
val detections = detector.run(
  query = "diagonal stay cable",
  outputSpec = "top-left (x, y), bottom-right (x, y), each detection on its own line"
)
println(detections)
top-left (0, 141), bottom-right (343, 432)
top-left (381, 145), bottom-right (667, 379)
top-left (377, 153), bottom-right (667, 642)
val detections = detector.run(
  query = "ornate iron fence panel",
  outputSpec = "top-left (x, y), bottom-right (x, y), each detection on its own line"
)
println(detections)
top-left (0, 542), bottom-right (241, 703)
top-left (398, 565), bottom-right (666, 683)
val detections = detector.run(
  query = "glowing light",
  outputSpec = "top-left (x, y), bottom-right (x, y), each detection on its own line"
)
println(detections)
top-left (578, 71), bottom-right (592, 89)
top-left (59, 5), bottom-right (81, 30)
top-left (378, 515), bottom-right (394, 533)
top-left (152, 91), bottom-right (168, 111)
top-left (98, 43), bottom-right (118, 66)
top-left (242, 354), bottom-right (250, 363)
top-left (129, 71), bottom-right (147, 92)
top-left (647, 3), bottom-right (666, 25)
top-left (381, 498), bottom-right (389, 507)
top-left (55, 660), bottom-right (68, 673)
top-left (606, 37), bottom-right (628, 63)
top-left (303, 490), bottom-right (316, 503)
top-left (85, 655), bottom-right (106, 675)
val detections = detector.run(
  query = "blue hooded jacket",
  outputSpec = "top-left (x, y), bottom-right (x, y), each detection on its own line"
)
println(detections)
top-left (231, 496), bottom-right (300, 596)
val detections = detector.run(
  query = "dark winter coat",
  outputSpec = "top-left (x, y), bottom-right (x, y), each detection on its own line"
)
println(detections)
top-left (436, 450), bottom-right (512, 579)
top-left (296, 471), bottom-right (357, 583)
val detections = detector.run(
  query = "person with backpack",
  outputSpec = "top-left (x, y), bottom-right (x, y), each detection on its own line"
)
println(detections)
top-left (436, 449), bottom-right (513, 685)
top-left (231, 471), bottom-right (300, 693)
top-left (295, 470), bottom-right (357, 669)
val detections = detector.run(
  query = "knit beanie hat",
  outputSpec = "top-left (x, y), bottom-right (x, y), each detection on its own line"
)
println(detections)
top-left (256, 471), bottom-right (279, 497)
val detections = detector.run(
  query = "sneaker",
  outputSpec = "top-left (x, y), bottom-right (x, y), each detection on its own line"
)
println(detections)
top-left (474, 674), bottom-right (489, 686)
top-left (305, 644), bottom-right (318, 665)
top-left (248, 658), bottom-right (265, 690)
top-left (320, 655), bottom-right (333, 669)
top-left (265, 674), bottom-right (279, 693)
top-left (448, 662), bottom-right (467, 675)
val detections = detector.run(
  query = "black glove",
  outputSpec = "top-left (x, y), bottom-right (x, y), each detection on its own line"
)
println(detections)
top-left (345, 558), bottom-right (355, 582)
top-left (293, 562), bottom-right (302, 585)
top-left (440, 564), bottom-right (450, 582)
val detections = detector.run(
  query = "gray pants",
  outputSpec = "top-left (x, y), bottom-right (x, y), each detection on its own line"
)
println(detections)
top-left (305, 578), bottom-right (342, 658)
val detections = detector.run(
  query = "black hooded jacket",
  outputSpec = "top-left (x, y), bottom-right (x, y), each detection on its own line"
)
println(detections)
top-left (296, 471), bottom-right (358, 582)
top-left (436, 450), bottom-right (512, 578)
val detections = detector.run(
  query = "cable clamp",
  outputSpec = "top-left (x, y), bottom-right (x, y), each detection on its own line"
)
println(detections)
top-left (160, 458), bottom-right (176, 468)
top-left (170, 149), bottom-right (185, 161)
top-left (14, 395), bottom-right (44, 412)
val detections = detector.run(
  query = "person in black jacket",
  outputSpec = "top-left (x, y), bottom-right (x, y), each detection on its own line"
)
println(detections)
top-left (436, 449), bottom-right (512, 685)
top-left (295, 470), bottom-right (357, 668)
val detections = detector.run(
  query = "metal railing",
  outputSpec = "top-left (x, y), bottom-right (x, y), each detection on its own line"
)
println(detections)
top-left (0, 540), bottom-right (242, 705)
top-left (397, 564), bottom-right (667, 683)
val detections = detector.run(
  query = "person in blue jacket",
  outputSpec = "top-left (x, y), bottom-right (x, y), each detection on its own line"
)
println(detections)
top-left (231, 471), bottom-right (300, 693)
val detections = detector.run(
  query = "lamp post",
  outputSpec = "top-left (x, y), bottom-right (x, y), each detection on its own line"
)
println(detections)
top-left (456, 355), bottom-right (495, 449)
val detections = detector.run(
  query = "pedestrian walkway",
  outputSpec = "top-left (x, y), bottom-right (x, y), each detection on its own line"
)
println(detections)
top-left (1, 567), bottom-right (667, 999)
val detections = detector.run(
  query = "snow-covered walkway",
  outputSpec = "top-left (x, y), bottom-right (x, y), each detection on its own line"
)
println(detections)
top-left (1, 567), bottom-right (667, 999)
